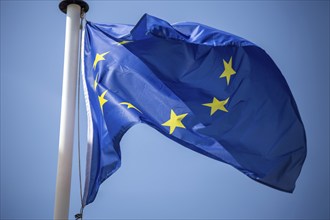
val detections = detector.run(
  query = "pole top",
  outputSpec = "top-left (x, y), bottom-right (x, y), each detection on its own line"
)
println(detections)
top-left (59, 0), bottom-right (89, 14)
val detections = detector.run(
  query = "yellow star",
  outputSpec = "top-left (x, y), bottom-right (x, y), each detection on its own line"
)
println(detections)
top-left (162, 109), bottom-right (188, 135)
top-left (94, 73), bottom-right (99, 90)
top-left (93, 51), bottom-right (109, 70)
top-left (220, 57), bottom-right (236, 85)
top-left (202, 97), bottom-right (229, 115)
top-left (120, 102), bottom-right (142, 113)
top-left (117, 40), bottom-right (132, 45)
top-left (98, 90), bottom-right (108, 113)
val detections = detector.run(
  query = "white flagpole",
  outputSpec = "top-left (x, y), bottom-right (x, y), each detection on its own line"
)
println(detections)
top-left (55, 1), bottom-right (88, 219)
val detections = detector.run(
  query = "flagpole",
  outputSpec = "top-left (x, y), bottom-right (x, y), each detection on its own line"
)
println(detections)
top-left (55, 1), bottom-right (88, 219)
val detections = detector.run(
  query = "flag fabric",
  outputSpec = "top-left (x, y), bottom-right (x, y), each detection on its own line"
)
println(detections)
top-left (81, 14), bottom-right (306, 206)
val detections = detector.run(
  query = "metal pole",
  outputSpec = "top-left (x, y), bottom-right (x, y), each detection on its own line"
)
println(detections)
top-left (55, 1), bottom-right (88, 219)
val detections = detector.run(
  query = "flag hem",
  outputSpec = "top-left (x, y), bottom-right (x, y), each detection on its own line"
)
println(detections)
top-left (81, 21), bottom-right (93, 207)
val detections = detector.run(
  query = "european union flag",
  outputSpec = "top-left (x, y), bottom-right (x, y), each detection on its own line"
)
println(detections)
top-left (82, 14), bottom-right (306, 206)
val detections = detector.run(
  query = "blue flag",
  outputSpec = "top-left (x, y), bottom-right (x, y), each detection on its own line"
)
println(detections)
top-left (81, 14), bottom-right (306, 206)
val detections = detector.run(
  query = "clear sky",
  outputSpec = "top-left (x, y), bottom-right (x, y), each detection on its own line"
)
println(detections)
top-left (1, 1), bottom-right (329, 219)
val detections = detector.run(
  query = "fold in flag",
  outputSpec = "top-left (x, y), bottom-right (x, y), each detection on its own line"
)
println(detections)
top-left (81, 14), bottom-right (306, 206)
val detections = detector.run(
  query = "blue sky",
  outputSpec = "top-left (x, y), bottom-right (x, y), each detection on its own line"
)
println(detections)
top-left (1, 1), bottom-right (329, 219)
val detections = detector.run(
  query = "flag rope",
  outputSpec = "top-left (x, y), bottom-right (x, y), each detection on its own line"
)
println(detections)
top-left (75, 11), bottom-right (86, 220)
